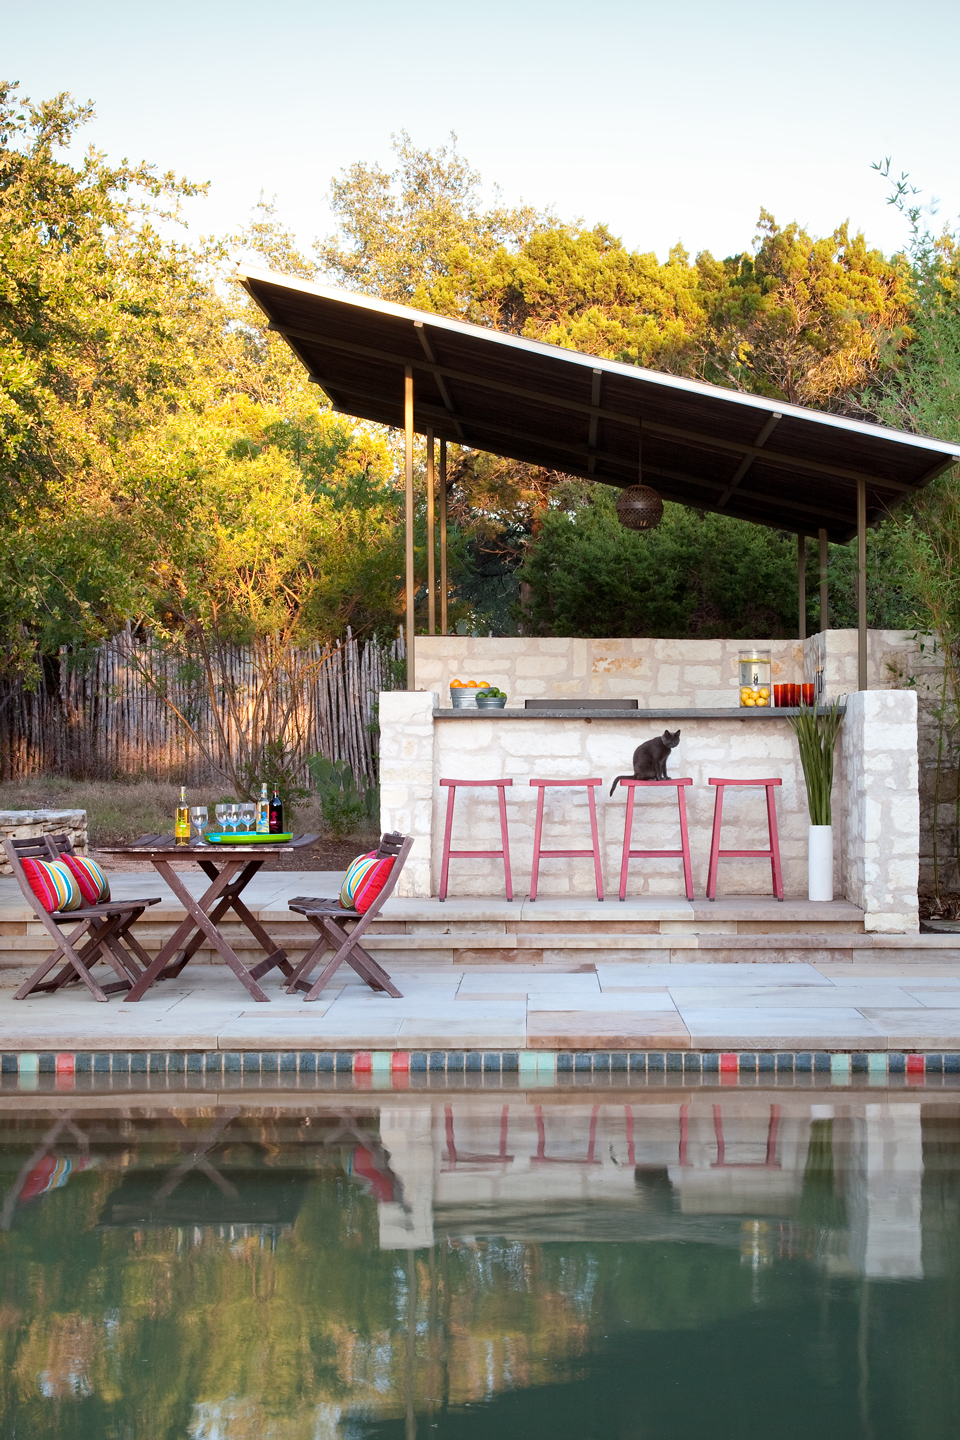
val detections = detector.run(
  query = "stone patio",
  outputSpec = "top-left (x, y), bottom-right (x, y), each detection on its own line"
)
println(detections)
top-left (1, 865), bottom-right (960, 1053)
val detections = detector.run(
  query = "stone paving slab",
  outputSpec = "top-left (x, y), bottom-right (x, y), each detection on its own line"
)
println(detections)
top-left (2, 957), bottom-right (960, 1052)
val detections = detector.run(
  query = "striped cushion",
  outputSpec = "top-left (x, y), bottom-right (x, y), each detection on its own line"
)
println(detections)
top-left (340, 851), bottom-right (395, 914)
top-left (340, 852), bottom-right (377, 909)
top-left (60, 854), bottom-right (110, 905)
top-left (21, 858), bottom-right (83, 913)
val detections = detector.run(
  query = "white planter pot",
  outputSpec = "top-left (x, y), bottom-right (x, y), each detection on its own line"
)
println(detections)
top-left (808, 824), bottom-right (834, 902)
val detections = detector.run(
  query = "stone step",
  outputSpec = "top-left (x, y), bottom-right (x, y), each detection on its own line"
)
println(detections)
top-left (1, 927), bottom-right (957, 970)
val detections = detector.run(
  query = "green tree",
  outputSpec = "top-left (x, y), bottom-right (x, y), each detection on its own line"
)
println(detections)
top-left (105, 397), bottom-right (405, 795)
top-left (318, 130), bottom-right (546, 314)
top-left (516, 482), bottom-right (806, 639)
top-left (695, 210), bottom-right (912, 410)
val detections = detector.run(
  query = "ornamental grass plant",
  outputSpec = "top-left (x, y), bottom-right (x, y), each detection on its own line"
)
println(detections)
top-left (788, 700), bottom-right (844, 826)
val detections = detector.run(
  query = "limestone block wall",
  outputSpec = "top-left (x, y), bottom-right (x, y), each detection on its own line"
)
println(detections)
top-left (837, 690), bottom-right (919, 933)
top-left (417, 630), bottom-right (918, 709)
top-left (377, 692), bottom-right (435, 898)
top-left (803, 629), bottom-right (920, 702)
top-left (0, 810), bottom-right (88, 875)
top-left (417, 636), bottom-right (805, 708)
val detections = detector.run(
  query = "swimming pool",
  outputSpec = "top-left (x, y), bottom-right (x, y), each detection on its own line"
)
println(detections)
top-left (1, 1088), bottom-right (957, 1437)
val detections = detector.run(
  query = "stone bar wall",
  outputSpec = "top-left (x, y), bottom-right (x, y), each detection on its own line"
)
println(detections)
top-left (0, 809), bottom-right (88, 875)
top-left (418, 635), bottom-right (804, 708)
top-left (837, 690), bottom-right (920, 933)
top-left (415, 630), bottom-right (918, 709)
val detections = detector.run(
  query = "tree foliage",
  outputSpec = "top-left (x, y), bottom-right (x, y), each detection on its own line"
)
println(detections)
top-left (516, 484), bottom-right (809, 639)
top-left (1, 84), bottom-right (954, 692)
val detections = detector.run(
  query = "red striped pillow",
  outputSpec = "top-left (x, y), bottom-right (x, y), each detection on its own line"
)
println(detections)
top-left (21, 858), bottom-right (83, 913)
top-left (351, 855), bottom-right (395, 914)
top-left (60, 854), bottom-right (110, 905)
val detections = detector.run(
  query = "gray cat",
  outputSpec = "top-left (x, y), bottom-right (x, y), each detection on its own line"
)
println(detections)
top-left (610, 729), bottom-right (681, 793)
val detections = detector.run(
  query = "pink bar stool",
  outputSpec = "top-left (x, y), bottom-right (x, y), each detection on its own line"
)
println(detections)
top-left (617, 778), bottom-right (694, 901)
top-left (706, 777), bottom-right (783, 901)
top-left (439, 778), bottom-right (513, 901)
top-left (529, 778), bottom-right (604, 901)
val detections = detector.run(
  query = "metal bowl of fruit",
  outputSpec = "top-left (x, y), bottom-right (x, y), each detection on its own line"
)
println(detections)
top-left (450, 679), bottom-right (493, 709)
top-left (476, 687), bottom-right (508, 709)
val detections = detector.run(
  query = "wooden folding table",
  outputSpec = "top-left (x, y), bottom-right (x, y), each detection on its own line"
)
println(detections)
top-left (96, 833), bottom-right (321, 1002)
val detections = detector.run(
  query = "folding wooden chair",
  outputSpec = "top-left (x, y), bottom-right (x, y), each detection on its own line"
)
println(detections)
top-left (285, 832), bottom-right (414, 1002)
top-left (5, 835), bottom-right (161, 1003)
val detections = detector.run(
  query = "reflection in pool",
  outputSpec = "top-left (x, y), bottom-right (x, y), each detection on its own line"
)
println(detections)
top-left (1, 1093), bottom-right (958, 1437)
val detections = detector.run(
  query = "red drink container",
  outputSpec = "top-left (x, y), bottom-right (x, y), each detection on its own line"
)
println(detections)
top-left (773, 684), bottom-right (786, 707)
top-left (801, 683), bottom-right (815, 706)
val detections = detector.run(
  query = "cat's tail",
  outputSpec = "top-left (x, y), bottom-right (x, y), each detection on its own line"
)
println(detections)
top-left (609, 775), bottom-right (631, 796)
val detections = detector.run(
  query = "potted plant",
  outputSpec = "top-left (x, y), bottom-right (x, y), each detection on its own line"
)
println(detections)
top-left (788, 698), bottom-right (844, 902)
top-left (477, 687), bottom-right (508, 710)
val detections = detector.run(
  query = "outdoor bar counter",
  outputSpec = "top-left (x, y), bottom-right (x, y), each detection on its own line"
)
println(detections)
top-left (440, 707), bottom-right (816, 719)
top-left (379, 640), bottom-right (920, 931)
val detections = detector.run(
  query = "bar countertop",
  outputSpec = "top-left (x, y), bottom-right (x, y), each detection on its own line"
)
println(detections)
top-left (436, 707), bottom-right (826, 720)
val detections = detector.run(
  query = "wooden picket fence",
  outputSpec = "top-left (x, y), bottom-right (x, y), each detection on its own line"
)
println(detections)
top-left (0, 628), bottom-right (405, 785)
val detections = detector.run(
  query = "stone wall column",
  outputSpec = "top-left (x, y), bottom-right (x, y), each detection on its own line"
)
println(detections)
top-left (378, 691), bottom-right (436, 898)
top-left (839, 689), bottom-right (919, 932)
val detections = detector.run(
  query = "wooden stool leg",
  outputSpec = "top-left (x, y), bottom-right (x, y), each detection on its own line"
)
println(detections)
top-left (529, 784), bottom-right (546, 901)
top-left (587, 785), bottom-right (604, 900)
top-left (706, 784), bottom-right (725, 901)
top-left (765, 782), bottom-right (784, 900)
top-left (497, 783), bottom-right (514, 901)
top-left (619, 785), bottom-right (636, 901)
top-left (677, 785), bottom-right (694, 900)
top-left (438, 784), bottom-right (457, 901)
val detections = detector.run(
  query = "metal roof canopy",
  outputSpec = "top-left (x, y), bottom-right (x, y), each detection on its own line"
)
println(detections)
top-left (237, 265), bottom-right (960, 546)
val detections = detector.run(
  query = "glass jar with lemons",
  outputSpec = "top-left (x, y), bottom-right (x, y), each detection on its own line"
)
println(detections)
top-left (739, 649), bottom-right (771, 707)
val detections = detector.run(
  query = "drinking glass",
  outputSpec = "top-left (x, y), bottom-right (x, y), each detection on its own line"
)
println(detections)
top-left (238, 803), bottom-right (256, 834)
top-left (801, 683), bottom-right (815, 707)
top-left (773, 684), bottom-right (786, 707)
top-left (215, 803), bottom-right (235, 837)
top-left (189, 806), bottom-right (208, 843)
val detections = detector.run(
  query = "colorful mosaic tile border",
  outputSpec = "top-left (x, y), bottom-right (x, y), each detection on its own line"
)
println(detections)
top-left (2, 1049), bottom-right (960, 1089)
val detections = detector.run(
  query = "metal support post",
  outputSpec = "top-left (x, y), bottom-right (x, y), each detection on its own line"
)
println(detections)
top-left (404, 366), bottom-right (415, 690)
top-left (797, 533), bottom-right (806, 642)
top-left (439, 439), bottom-right (448, 635)
top-left (818, 527), bottom-right (829, 633)
top-left (426, 428), bottom-right (436, 636)
top-left (857, 476), bottom-right (867, 690)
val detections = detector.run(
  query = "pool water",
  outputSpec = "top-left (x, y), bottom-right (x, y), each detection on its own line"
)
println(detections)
top-left (1, 1092), bottom-right (959, 1438)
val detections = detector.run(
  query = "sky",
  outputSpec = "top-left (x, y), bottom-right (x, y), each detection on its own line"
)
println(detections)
top-left (4, 0), bottom-right (960, 270)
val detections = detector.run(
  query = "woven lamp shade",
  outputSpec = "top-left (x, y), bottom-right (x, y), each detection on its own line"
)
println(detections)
top-left (615, 484), bottom-right (664, 531)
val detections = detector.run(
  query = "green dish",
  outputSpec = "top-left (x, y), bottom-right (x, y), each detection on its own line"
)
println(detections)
top-left (205, 832), bottom-right (293, 845)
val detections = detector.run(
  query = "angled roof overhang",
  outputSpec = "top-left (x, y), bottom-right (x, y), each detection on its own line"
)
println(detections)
top-left (237, 265), bottom-right (960, 544)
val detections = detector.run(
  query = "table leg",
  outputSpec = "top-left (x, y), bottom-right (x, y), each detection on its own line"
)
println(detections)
top-left (157, 862), bottom-right (262, 979)
top-left (126, 860), bottom-right (270, 1002)
top-left (179, 861), bottom-right (290, 983)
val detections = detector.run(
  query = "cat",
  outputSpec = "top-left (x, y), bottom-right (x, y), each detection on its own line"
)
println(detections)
top-left (609, 729), bottom-right (681, 793)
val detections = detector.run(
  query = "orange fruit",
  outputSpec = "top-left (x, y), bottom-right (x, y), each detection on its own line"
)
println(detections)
top-left (451, 679), bottom-right (462, 687)
top-left (468, 680), bottom-right (479, 687)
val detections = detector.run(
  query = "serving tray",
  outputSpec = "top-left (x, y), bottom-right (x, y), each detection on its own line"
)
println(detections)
top-left (205, 832), bottom-right (293, 845)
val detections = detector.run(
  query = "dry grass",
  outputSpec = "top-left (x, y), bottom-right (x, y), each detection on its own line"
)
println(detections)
top-left (0, 776), bottom-right (377, 851)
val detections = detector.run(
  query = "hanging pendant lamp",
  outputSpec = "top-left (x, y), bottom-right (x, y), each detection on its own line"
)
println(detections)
top-left (615, 424), bottom-right (663, 531)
